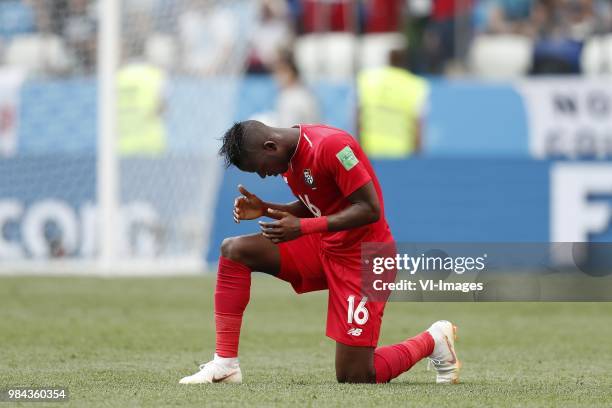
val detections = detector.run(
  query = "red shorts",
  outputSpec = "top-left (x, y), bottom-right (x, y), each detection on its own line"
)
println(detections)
top-left (277, 233), bottom-right (388, 347)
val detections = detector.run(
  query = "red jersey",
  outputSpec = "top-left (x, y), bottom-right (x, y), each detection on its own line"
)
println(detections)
top-left (282, 124), bottom-right (394, 260)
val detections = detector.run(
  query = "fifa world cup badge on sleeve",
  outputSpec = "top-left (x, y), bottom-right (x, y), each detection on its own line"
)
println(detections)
top-left (336, 146), bottom-right (359, 171)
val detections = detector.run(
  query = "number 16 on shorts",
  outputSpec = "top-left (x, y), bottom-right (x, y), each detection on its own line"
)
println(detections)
top-left (347, 295), bottom-right (369, 325)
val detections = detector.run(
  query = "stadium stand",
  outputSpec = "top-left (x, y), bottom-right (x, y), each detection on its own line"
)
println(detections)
top-left (294, 33), bottom-right (358, 81)
top-left (468, 34), bottom-right (533, 78)
top-left (359, 33), bottom-right (406, 70)
top-left (581, 34), bottom-right (612, 75)
top-left (4, 33), bottom-right (71, 76)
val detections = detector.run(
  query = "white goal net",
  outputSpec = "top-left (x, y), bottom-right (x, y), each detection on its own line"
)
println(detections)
top-left (0, 0), bottom-right (257, 274)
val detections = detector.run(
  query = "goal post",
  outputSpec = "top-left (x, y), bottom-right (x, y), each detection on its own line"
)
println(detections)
top-left (97, 0), bottom-right (120, 272)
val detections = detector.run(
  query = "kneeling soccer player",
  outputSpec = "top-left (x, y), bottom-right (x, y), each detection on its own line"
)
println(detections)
top-left (179, 121), bottom-right (460, 384)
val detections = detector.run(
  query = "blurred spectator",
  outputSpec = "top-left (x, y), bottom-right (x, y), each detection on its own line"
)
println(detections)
top-left (63, 0), bottom-right (97, 74)
top-left (474, 0), bottom-right (612, 38)
top-left (273, 51), bottom-right (320, 126)
top-left (177, 1), bottom-right (238, 76)
top-left (20, 0), bottom-right (94, 75)
top-left (247, 0), bottom-right (293, 74)
top-left (364, 0), bottom-right (404, 33)
top-left (404, 0), bottom-right (432, 74)
top-left (424, 0), bottom-right (474, 74)
top-left (529, 0), bottom-right (590, 74)
top-left (593, 0), bottom-right (612, 34)
top-left (122, 0), bottom-right (155, 62)
top-left (475, 0), bottom-right (534, 35)
top-left (301, 0), bottom-right (359, 33)
top-left (28, 0), bottom-right (68, 35)
top-left (286, 0), bottom-right (303, 32)
top-left (357, 48), bottom-right (428, 158)
top-left (468, 0), bottom-right (612, 75)
top-left (117, 39), bottom-right (167, 156)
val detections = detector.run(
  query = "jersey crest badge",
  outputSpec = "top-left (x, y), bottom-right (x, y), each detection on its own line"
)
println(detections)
top-left (303, 169), bottom-right (316, 189)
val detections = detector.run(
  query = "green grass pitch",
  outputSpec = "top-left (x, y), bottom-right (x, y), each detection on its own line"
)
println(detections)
top-left (1, 275), bottom-right (611, 407)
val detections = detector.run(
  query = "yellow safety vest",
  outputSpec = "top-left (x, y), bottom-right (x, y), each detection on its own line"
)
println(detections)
top-left (117, 63), bottom-right (166, 156)
top-left (357, 66), bottom-right (428, 158)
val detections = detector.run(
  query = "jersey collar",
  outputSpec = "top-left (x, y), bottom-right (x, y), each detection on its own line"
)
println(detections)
top-left (288, 124), bottom-right (304, 172)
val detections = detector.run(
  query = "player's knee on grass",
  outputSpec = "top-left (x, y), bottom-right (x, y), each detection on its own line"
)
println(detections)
top-left (336, 367), bottom-right (376, 384)
top-left (335, 343), bottom-right (376, 384)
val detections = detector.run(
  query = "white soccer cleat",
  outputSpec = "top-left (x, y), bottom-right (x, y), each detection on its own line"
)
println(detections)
top-left (426, 320), bottom-right (461, 384)
top-left (179, 354), bottom-right (242, 384)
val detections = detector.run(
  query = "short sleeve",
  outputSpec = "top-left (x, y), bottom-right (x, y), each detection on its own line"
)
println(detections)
top-left (318, 134), bottom-right (372, 198)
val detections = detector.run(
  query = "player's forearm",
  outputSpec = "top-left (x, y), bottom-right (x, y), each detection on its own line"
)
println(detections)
top-left (299, 202), bottom-right (379, 235)
top-left (299, 182), bottom-right (380, 234)
top-left (263, 200), bottom-right (312, 219)
top-left (326, 202), bottom-right (379, 232)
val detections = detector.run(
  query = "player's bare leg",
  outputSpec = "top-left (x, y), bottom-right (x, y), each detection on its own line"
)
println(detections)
top-left (335, 334), bottom-right (433, 384)
top-left (335, 321), bottom-right (460, 384)
top-left (179, 233), bottom-right (280, 384)
top-left (335, 343), bottom-right (376, 383)
top-left (219, 233), bottom-right (282, 274)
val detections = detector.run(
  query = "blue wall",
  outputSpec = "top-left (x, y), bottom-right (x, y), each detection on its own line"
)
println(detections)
top-left (424, 80), bottom-right (530, 157)
top-left (206, 159), bottom-right (550, 261)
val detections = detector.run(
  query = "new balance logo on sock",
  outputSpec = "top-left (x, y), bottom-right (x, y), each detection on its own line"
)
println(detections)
top-left (347, 328), bottom-right (363, 336)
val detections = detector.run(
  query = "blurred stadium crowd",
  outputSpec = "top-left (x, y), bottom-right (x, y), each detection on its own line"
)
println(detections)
top-left (1, 0), bottom-right (612, 79)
